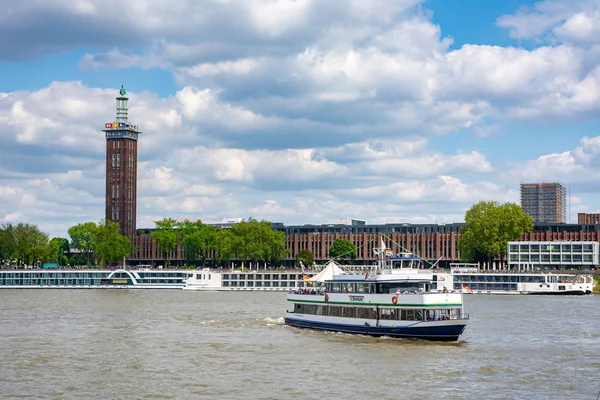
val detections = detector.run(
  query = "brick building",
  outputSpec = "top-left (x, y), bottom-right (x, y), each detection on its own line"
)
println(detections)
top-left (102, 86), bottom-right (141, 238)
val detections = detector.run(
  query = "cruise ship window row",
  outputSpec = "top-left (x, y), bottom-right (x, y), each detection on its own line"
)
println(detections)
top-left (224, 274), bottom-right (305, 280)
top-left (453, 282), bottom-right (518, 291)
top-left (224, 281), bottom-right (294, 287)
top-left (293, 304), bottom-right (463, 321)
top-left (455, 275), bottom-right (545, 283)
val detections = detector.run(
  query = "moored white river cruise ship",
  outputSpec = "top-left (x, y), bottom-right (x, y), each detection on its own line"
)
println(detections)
top-left (434, 265), bottom-right (594, 295)
top-left (284, 254), bottom-right (469, 342)
top-left (0, 268), bottom-right (189, 289)
top-left (183, 269), bottom-right (314, 291)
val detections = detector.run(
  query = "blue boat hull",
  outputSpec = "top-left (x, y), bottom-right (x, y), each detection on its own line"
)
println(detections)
top-left (285, 318), bottom-right (466, 342)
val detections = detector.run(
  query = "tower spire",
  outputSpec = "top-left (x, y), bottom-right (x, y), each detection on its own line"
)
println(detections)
top-left (116, 85), bottom-right (129, 123)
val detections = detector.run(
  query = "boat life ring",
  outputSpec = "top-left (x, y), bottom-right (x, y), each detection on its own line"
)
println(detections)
top-left (324, 294), bottom-right (329, 302)
top-left (392, 295), bottom-right (398, 305)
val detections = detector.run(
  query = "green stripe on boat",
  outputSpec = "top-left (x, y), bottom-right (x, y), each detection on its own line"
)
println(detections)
top-left (287, 298), bottom-right (462, 307)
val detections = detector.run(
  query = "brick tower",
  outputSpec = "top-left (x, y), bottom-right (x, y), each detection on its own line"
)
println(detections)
top-left (102, 86), bottom-right (141, 237)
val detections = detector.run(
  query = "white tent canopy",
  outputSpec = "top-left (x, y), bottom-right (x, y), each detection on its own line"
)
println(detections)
top-left (306, 260), bottom-right (346, 283)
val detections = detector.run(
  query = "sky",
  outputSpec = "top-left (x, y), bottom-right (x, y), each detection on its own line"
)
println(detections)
top-left (2, 0), bottom-right (600, 239)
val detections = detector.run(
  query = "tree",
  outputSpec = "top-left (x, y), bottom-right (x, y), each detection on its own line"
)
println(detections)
top-left (10, 223), bottom-right (49, 266)
top-left (329, 238), bottom-right (357, 260)
top-left (215, 229), bottom-right (236, 266)
top-left (47, 237), bottom-right (70, 266)
top-left (180, 220), bottom-right (217, 266)
top-left (68, 222), bottom-right (97, 266)
top-left (229, 218), bottom-right (288, 268)
top-left (93, 219), bottom-right (134, 266)
top-left (459, 201), bottom-right (534, 264)
top-left (150, 218), bottom-right (180, 266)
top-left (296, 249), bottom-right (314, 268)
top-left (267, 229), bottom-right (288, 266)
top-left (0, 224), bottom-right (16, 264)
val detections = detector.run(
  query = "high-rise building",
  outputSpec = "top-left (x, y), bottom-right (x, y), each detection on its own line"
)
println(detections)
top-left (520, 182), bottom-right (567, 223)
top-left (102, 86), bottom-right (141, 237)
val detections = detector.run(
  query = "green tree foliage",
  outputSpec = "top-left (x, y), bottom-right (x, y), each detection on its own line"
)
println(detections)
top-left (68, 222), bottom-right (97, 266)
top-left (0, 224), bottom-right (16, 264)
top-left (296, 249), bottom-right (314, 268)
top-left (180, 220), bottom-right (217, 266)
top-left (93, 219), bottom-right (134, 266)
top-left (459, 201), bottom-right (534, 263)
top-left (214, 229), bottom-right (236, 265)
top-left (229, 218), bottom-right (288, 267)
top-left (47, 237), bottom-right (70, 266)
top-left (7, 223), bottom-right (49, 266)
top-left (150, 218), bottom-right (181, 266)
top-left (329, 238), bottom-right (357, 260)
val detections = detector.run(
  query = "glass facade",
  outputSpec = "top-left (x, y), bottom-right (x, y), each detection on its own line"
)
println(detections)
top-left (507, 241), bottom-right (599, 270)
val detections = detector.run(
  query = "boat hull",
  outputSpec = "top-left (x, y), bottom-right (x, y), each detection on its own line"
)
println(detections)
top-left (284, 317), bottom-right (467, 342)
top-left (528, 290), bottom-right (587, 296)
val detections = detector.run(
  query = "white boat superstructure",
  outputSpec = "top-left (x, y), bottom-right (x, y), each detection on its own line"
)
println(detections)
top-left (433, 265), bottom-right (594, 295)
top-left (285, 255), bottom-right (469, 342)
top-left (183, 268), bottom-right (314, 291)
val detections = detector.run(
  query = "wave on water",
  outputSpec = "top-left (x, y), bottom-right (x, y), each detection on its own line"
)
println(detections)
top-left (262, 317), bottom-right (284, 326)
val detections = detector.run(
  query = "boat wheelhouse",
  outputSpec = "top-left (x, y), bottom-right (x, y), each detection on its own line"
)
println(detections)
top-left (284, 256), bottom-right (469, 342)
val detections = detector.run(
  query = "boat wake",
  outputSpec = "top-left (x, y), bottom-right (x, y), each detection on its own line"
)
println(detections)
top-left (262, 317), bottom-right (285, 326)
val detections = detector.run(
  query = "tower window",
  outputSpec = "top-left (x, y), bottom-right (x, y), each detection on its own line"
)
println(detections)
top-left (112, 154), bottom-right (116, 167)
top-left (117, 154), bottom-right (120, 167)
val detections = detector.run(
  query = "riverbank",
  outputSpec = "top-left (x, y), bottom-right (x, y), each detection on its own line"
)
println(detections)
top-left (594, 276), bottom-right (600, 294)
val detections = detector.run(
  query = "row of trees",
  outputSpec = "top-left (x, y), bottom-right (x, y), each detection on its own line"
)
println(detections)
top-left (150, 218), bottom-right (288, 267)
top-left (0, 220), bottom-right (133, 267)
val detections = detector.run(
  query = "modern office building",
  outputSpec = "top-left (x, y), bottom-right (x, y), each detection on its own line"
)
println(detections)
top-left (520, 182), bottom-right (567, 223)
top-left (507, 241), bottom-right (599, 270)
top-left (102, 86), bottom-right (141, 237)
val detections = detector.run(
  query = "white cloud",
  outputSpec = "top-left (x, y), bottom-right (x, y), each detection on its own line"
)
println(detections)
top-left (497, 0), bottom-right (600, 45)
top-left (3, 1), bottom-right (600, 237)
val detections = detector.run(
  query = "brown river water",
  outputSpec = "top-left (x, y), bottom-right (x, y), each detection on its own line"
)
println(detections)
top-left (0, 290), bottom-right (599, 399)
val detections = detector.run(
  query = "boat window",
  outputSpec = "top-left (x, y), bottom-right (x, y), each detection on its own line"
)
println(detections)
top-left (331, 283), bottom-right (341, 293)
top-left (328, 306), bottom-right (342, 317)
top-left (355, 282), bottom-right (371, 294)
top-left (342, 283), bottom-right (354, 293)
top-left (377, 283), bottom-right (420, 294)
top-left (342, 307), bottom-right (355, 318)
top-left (356, 307), bottom-right (377, 319)
top-left (379, 308), bottom-right (399, 320)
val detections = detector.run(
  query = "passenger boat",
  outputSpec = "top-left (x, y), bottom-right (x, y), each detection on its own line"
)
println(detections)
top-left (183, 269), bottom-right (314, 291)
top-left (0, 268), bottom-right (189, 289)
top-left (434, 265), bottom-right (594, 295)
top-left (284, 255), bottom-right (469, 342)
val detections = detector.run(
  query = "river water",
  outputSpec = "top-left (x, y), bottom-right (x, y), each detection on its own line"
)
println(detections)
top-left (0, 290), bottom-right (598, 400)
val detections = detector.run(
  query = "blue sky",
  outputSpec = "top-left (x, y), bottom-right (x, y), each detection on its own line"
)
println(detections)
top-left (1, 0), bottom-right (600, 238)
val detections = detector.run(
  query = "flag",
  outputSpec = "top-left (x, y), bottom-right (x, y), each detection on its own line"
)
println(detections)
top-left (384, 249), bottom-right (394, 257)
top-left (373, 248), bottom-right (381, 256)
top-left (461, 284), bottom-right (473, 294)
top-left (381, 238), bottom-right (386, 252)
